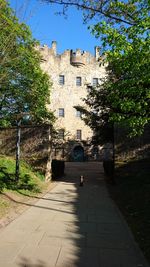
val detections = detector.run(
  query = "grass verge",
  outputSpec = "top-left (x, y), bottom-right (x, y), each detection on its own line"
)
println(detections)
top-left (107, 158), bottom-right (150, 264)
top-left (0, 155), bottom-right (54, 225)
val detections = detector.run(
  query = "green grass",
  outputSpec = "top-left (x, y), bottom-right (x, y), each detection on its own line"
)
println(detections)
top-left (108, 158), bottom-right (150, 263)
top-left (0, 155), bottom-right (50, 220)
top-left (0, 155), bottom-right (46, 193)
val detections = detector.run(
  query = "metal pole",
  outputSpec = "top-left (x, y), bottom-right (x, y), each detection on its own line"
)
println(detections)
top-left (15, 119), bottom-right (21, 182)
top-left (112, 122), bottom-right (115, 184)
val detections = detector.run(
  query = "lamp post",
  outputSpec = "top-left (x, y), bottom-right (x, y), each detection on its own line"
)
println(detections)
top-left (15, 118), bottom-right (21, 182)
top-left (15, 112), bottom-right (29, 182)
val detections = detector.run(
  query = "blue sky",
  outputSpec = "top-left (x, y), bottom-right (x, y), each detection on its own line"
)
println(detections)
top-left (9, 0), bottom-right (101, 55)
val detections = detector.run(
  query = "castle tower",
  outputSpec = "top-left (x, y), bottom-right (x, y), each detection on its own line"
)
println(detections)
top-left (39, 41), bottom-right (106, 161)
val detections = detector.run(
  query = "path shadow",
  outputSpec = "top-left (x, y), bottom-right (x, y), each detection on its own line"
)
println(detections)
top-left (2, 192), bottom-right (77, 215)
top-left (17, 162), bottom-right (106, 267)
top-left (3, 161), bottom-right (147, 267)
top-left (18, 257), bottom-right (48, 267)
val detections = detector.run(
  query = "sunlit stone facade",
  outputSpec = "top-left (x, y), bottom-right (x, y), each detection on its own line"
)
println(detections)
top-left (39, 41), bottom-right (106, 161)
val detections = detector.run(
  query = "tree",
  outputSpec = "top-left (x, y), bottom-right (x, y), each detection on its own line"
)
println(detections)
top-left (42, 0), bottom-right (149, 26)
top-left (74, 82), bottom-right (114, 144)
top-left (90, 0), bottom-right (150, 136)
top-left (42, 0), bottom-right (150, 137)
top-left (0, 0), bottom-right (54, 126)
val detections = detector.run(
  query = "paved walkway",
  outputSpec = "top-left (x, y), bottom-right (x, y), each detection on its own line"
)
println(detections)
top-left (0, 162), bottom-right (149, 267)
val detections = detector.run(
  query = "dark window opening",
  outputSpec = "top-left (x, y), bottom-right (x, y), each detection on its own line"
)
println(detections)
top-left (76, 77), bottom-right (82, 86)
top-left (59, 108), bottom-right (64, 117)
top-left (59, 75), bottom-right (65, 85)
top-left (93, 78), bottom-right (98, 87)
top-left (76, 129), bottom-right (82, 140)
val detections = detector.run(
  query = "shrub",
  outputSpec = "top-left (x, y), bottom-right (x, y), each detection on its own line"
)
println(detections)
top-left (18, 174), bottom-right (39, 192)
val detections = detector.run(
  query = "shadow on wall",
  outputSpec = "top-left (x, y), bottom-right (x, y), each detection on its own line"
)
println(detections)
top-left (115, 124), bottom-right (150, 161)
top-left (0, 125), bottom-right (51, 174)
top-left (0, 128), bottom-right (16, 156)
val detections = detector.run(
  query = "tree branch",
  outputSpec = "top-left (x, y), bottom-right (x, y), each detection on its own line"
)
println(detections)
top-left (42, 0), bottom-right (137, 25)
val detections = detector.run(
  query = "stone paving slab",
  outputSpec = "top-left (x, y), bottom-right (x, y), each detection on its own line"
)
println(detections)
top-left (99, 248), bottom-right (138, 267)
top-left (15, 244), bottom-right (60, 266)
top-left (0, 162), bottom-right (149, 267)
top-left (56, 247), bottom-right (100, 267)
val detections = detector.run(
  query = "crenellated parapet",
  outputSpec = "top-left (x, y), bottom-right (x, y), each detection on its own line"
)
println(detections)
top-left (39, 41), bottom-right (101, 67)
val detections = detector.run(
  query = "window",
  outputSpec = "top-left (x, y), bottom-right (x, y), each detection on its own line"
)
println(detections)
top-left (76, 130), bottom-right (82, 140)
top-left (58, 129), bottom-right (64, 139)
top-left (58, 108), bottom-right (64, 117)
top-left (76, 110), bottom-right (81, 117)
top-left (59, 75), bottom-right (65, 85)
top-left (93, 78), bottom-right (98, 87)
top-left (76, 77), bottom-right (82, 86)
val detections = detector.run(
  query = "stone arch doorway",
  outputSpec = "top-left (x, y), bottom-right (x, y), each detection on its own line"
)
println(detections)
top-left (73, 145), bottom-right (84, 162)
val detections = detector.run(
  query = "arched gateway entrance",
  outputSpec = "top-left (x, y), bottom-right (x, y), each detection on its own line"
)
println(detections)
top-left (73, 145), bottom-right (84, 162)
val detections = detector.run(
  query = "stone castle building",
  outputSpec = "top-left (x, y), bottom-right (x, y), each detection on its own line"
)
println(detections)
top-left (39, 41), bottom-right (106, 161)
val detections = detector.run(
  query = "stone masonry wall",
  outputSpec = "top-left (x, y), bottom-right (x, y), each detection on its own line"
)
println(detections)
top-left (114, 124), bottom-right (150, 161)
top-left (39, 41), bottom-right (106, 142)
top-left (0, 125), bottom-right (52, 179)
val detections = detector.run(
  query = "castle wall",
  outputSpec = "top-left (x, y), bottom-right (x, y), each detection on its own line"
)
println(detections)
top-left (39, 42), bottom-right (106, 160)
top-left (0, 125), bottom-right (52, 179)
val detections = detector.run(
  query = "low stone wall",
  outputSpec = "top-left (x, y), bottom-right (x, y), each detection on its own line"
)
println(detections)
top-left (114, 124), bottom-right (150, 161)
top-left (0, 125), bottom-right (52, 179)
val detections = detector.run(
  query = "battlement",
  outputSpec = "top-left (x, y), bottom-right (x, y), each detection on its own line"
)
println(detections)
top-left (70, 49), bottom-right (86, 66)
top-left (39, 41), bottom-right (100, 66)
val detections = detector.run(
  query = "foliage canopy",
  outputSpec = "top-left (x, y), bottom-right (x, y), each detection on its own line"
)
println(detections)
top-left (91, 0), bottom-right (150, 136)
top-left (0, 0), bottom-right (54, 126)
